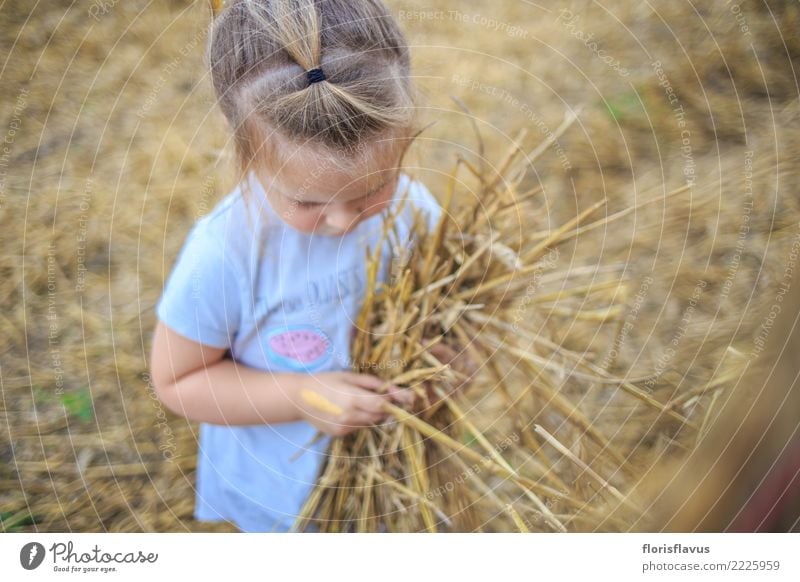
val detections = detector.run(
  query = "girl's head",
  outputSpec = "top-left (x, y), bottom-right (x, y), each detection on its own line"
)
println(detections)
top-left (208, 0), bottom-right (416, 235)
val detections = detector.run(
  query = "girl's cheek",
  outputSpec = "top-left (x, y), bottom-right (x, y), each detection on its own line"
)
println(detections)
top-left (276, 196), bottom-right (319, 232)
top-left (373, 193), bottom-right (395, 215)
top-left (363, 188), bottom-right (394, 216)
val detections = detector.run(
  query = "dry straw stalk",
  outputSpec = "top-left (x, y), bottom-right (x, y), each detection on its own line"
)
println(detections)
top-left (293, 114), bottom-right (705, 532)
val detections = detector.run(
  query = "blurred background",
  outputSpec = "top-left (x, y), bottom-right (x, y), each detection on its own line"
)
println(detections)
top-left (1, 0), bottom-right (798, 531)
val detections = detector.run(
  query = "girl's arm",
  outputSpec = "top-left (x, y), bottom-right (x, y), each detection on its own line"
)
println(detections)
top-left (149, 321), bottom-right (415, 432)
top-left (149, 320), bottom-right (301, 425)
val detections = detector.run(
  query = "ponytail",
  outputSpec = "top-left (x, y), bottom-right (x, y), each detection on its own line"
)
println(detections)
top-left (209, 0), bottom-right (415, 159)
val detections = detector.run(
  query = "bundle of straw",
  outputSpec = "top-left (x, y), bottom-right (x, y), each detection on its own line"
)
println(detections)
top-left (293, 113), bottom-right (700, 532)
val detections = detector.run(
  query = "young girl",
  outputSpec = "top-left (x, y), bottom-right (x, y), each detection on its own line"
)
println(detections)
top-left (149, 0), bottom-right (445, 533)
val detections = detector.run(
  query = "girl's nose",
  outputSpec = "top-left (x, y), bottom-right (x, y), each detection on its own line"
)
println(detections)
top-left (324, 206), bottom-right (361, 233)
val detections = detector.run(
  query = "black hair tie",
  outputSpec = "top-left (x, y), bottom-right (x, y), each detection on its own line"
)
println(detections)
top-left (306, 68), bottom-right (326, 85)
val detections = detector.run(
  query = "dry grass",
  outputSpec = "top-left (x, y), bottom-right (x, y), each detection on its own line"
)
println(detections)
top-left (1, 0), bottom-right (798, 532)
top-left (294, 132), bottom-right (679, 531)
top-left (294, 107), bottom-right (794, 531)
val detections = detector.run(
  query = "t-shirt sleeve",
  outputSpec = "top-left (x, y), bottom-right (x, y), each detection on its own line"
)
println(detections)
top-left (155, 220), bottom-right (242, 349)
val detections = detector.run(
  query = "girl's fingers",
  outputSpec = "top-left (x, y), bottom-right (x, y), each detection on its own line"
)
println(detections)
top-left (429, 343), bottom-right (457, 363)
top-left (348, 410), bottom-right (386, 427)
top-left (326, 411), bottom-right (377, 434)
top-left (430, 344), bottom-right (475, 380)
top-left (348, 373), bottom-right (398, 393)
top-left (353, 392), bottom-right (390, 415)
top-left (387, 387), bottom-right (416, 406)
top-left (349, 373), bottom-right (414, 404)
top-left (343, 373), bottom-right (414, 407)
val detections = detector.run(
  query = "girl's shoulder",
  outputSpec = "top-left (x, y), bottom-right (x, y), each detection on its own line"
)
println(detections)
top-left (197, 172), bottom-right (277, 235)
top-left (186, 182), bottom-right (261, 274)
top-left (199, 184), bottom-right (247, 229)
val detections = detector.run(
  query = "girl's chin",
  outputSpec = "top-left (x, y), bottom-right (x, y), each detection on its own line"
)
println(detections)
top-left (311, 221), bottom-right (361, 236)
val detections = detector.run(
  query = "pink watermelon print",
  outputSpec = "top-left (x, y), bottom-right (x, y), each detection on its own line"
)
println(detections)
top-left (265, 325), bottom-right (332, 371)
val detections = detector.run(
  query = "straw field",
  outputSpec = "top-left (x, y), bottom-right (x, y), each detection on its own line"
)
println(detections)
top-left (1, 0), bottom-right (798, 532)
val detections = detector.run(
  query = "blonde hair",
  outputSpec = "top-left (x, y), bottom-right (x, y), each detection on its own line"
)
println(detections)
top-left (207, 0), bottom-right (416, 183)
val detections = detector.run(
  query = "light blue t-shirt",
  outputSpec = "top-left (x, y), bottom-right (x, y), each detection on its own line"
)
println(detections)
top-left (155, 171), bottom-right (442, 532)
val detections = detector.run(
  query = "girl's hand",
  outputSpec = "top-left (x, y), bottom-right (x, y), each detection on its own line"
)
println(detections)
top-left (424, 341), bottom-right (479, 405)
top-left (291, 371), bottom-right (415, 437)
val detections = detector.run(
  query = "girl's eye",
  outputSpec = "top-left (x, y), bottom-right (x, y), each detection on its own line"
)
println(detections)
top-left (296, 200), bottom-right (321, 209)
top-left (293, 182), bottom-right (389, 209)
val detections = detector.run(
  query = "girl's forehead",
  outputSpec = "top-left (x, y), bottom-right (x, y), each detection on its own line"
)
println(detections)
top-left (269, 138), bottom-right (403, 200)
top-left (285, 135), bottom-right (401, 170)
